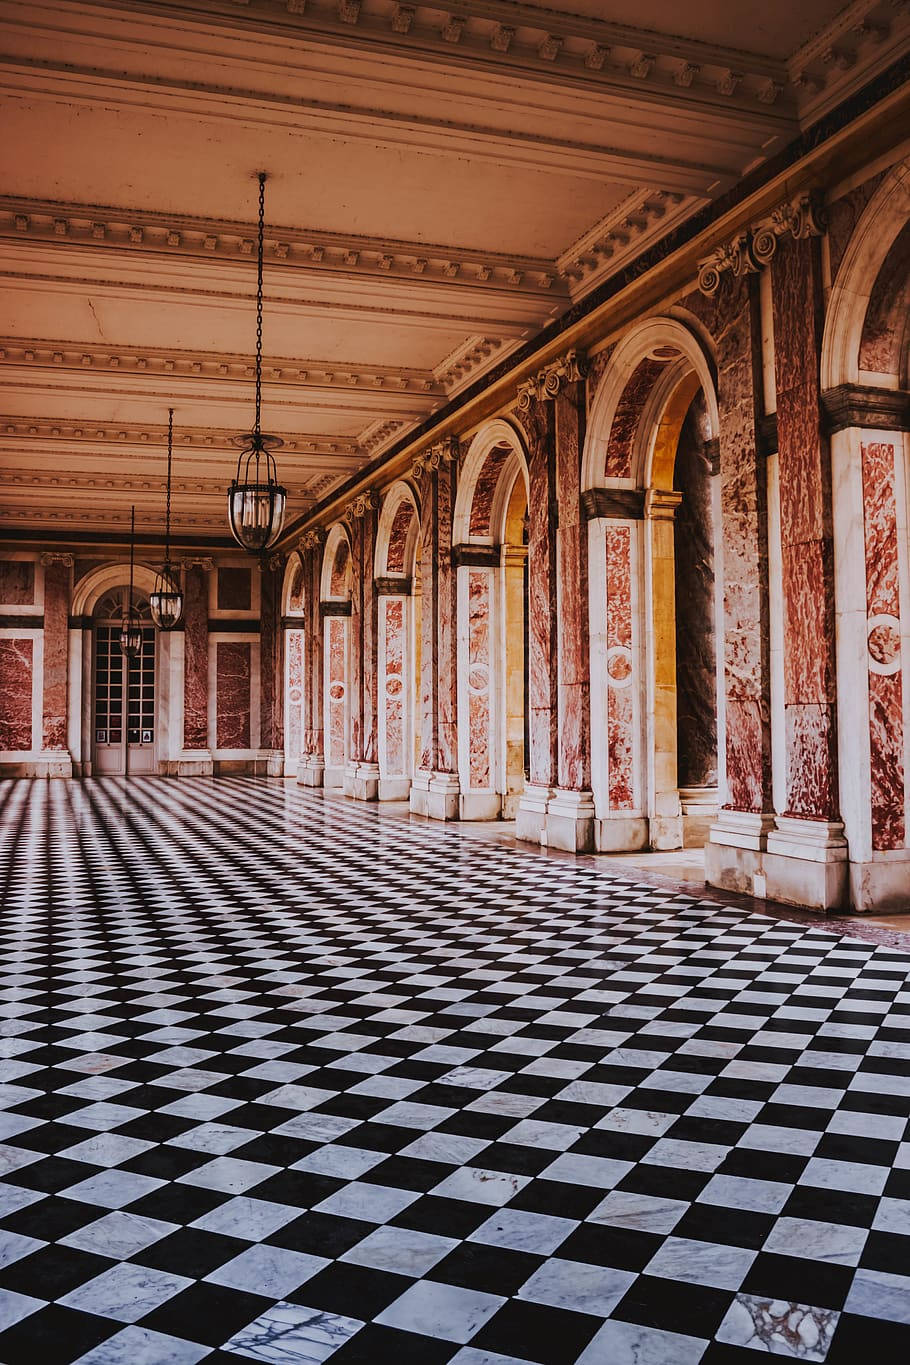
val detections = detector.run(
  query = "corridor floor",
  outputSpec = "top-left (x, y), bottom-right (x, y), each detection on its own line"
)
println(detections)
top-left (1, 778), bottom-right (909, 1365)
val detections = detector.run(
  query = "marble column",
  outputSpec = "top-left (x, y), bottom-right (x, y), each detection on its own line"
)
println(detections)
top-left (547, 377), bottom-right (595, 852)
top-left (179, 558), bottom-right (213, 775)
top-left (344, 503), bottom-right (380, 800)
top-left (705, 275), bottom-right (775, 895)
top-left (646, 490), bottom-right (684, 849)
top-left (411, 467), bottom-right (437, 816)
top-left (40, 553), bottom-right (73, 775)
top-left (765, 234), bottom-right (847, 909)
top-left (259, 555), bottom-right (284, 775)
top-left (517, 399), bottom-right (558, 843)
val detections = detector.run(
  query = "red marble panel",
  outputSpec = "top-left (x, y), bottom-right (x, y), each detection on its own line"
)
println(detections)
top-left (42, 560), bottom-right (69, 750)
top-left (785, 702), bottom-right (838, 820)
top-left (327, 616), bottom-right (347, 766)
top-left (348, 520), bottom-right (364, 760)
top-left (217, 567), bottom-right (251, 612)
top-left (383, 596), bottom-right (405, 775)
top-left (861, 440), bottom-right (905, 850)
top-left (606, 525), bottom-right (635, 811)
top-left (386, 501), bottom-right (416, 575)
top-left (469, 444), bottom-right (510, 538)
top-left (0, 561), bottom-right (35, 605)
top-left (361, 510), bottom-right (379, 766)
top-left (417, 472), bottom-right (436, 772)
top-left (286, 629), bottom-right (304, 762)
top-left (780, 542), bottom-right (835, 704)
top-left (259, 561), bottom-right (282, 752)
top-left (468, 570), bottom-right (491, 788)
top-left (287, 561), bottom-right (306, 614)
top-left (330, 539), bottom-right (350, 598)
top-left (526, 399), bottom-right (557, 788)
top-left (216, 641), bottom-right (251, 749)
top-left (183, 565), bottom-right (209, 750)
top-left (556, 383), bottom-right (590, 790)
top-left (714, 275), bottom-right (772, 814)
top-left (605, 357), bottom-right (667, 479)
top-left (0, 638), bottom-right (33, 750)
top-left (859, 220), bottom-right (910, 377)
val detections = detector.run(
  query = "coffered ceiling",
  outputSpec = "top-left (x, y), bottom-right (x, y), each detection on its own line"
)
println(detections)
top-left (0, 0), bottom-right (906, 540)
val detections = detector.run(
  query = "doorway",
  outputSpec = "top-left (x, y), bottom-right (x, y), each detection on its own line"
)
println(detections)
top-left (92, 589), bottom-right (156, 775)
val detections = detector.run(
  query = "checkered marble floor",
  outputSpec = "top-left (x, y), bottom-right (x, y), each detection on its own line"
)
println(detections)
top-left (1, 777), bottom-right (909, 1365)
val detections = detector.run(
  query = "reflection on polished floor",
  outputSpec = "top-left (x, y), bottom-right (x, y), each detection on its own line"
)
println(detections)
top-left (1, 777), bottom-right (909, 1364)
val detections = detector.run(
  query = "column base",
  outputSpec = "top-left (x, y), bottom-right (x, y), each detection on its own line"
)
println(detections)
top-left (297, 754), bottom-right (325, 787)
top-left (379, 776), bottom-right (411, 801)
top-left (516, 785), bottom-right (553, 844)
top-left (849, 856), bottom-right (910, 912)
top-left (680, 785), bottom-right (719, 848)
top-left (429, 771), bottom-right (461, 821)
top-left (344, 761), bottom-right (379, 801)
top-left (409, 769), bottom-right (431, 816)
top-left (164, 749), bottom-right (214, 777)
top-left (256, 749), bottom-right (285, 778)
top-left (547, 789), bottom-right (595, 853)
top-left (594, 815), bottom-right (649, 853)
top-left (459, 790), bottom-right (501, 821)
top-left (764, 817), bottom-right (848, 912)
top-left (0, 751), bottom-right (74, 778)
top-left (324, 764), bottom-right (345, 790)
top-left (705, 810), bottom-right (775, 897)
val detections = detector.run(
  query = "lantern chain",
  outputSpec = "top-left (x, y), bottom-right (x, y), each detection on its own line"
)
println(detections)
top-left (254, 172), bottom-right (265, 443)
top-left (165, 408), bottom-right (173, 567)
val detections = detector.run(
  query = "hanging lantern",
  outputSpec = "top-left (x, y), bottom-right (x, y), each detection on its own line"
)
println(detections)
top-left (119, 505), bottom-right (143, 658)
top-left (150, 408), bottom-right (184, 630)
top-left (227, 172), bottom-right (287, 554)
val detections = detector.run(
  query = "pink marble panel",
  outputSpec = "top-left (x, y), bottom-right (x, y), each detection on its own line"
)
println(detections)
top-left (437, 462), bottom-right (458, 774)
top-left (327, 616), bottom-right (347, 766)
top-left (526, 400), bottom-right (557, 789)
top-left (469, 444), bottom-right (510, 538)
top-left (556, 384), bottom-right (591, 790)
top-left (216, 641), bottom-right (251, 749)
top-left (826, 170), bottom-right (886, 283)
top-left (780, 542), bottom-right (835, 704)
top-left (606, 525), bottom-right (635, 811)
top-left (0, 561), bottom-right (34, 605)
top-left (361, 510), bottom-right (379, 765)
top-left (605, 357), bottom-right (667, 479)
top-left (0, 638), bottom-right (33, 750)
top-left (383, 597), bottom-right (405, 775)
top-left (42, 559), bottom-right (69, 750)
top-left (859, 220), bottom-right (910, 377)
top-left (468, 570), bottom-right (491, 788)
top-left (861, 440), bottom-right (905, 850)
top-left (286, 629), bottom-right (304, 763)
top-left (183, 565), bottom-right (209, 750)
top-left (260, 561), bottom-right (282, 752)
top-left (287, 562), bottom-right (305, 613)
top-left (330, 539), bottom-right (350, 598)
top-left (348, 521), bottom-right (363, 761)
top-left (386, 501), bottom-right (416, 574)
top-left (713, 277), bottom-right (772, 814)
top-left (785, 702), bottom-right (838, 820)
top-left (417, 475), bottom-right (435, 772)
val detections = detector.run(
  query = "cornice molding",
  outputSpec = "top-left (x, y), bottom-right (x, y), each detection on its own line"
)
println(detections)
top-left (0, 197), bottom-right (561, 299)
top-left (320, 598), bottom-right (352, 616)
top-left (517, 349), bottom-right (587, 409)
top-left (790, 0), bottom-right (910, 123)
top-left (0, 415), bottom-right (362, 460)
top-left (451, 543), bottom-right (499, 568)
top-left (821, 383), bottom-right (910, 433)
top-left (697, 190), bottom-right (827, 294)
top-left (375, 575), bottom-right (413, 595)
top-left (2, 470), bottom-right (319, 498)
top-left (556, 190), bottom-right (695, 297)
top-left (0, 338), bottom-right (442, 397)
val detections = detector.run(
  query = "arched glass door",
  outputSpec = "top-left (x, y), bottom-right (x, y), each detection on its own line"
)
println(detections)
top-left (93, 589), bottom-right (156, 775)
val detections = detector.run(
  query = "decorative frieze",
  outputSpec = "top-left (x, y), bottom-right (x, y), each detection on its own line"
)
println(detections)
top-left (517, 350), bottom-right (587, 409)
top-left (697, 191), bottom-right (827, 294)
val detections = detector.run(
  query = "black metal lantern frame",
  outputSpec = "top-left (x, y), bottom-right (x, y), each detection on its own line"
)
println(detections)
top-left (150, 407), bottom-right (184, 630)
top-left (119, 505), bottom-right (143, 658)
top-left (227, 172), bottom-right (287, 555)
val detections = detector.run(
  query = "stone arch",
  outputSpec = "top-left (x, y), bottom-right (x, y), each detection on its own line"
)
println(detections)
top-left (454, 419), bottom-right (530, 819)
top-left (320, 523), bottom-right (353, 787)
top-left (823, 157), bottom-right (910, 896)
top-left (822, 158), bottom-right (910, 391)
top-left (72, 560), bottom-right (158, 616)
top-left (282, 553), bottom-right (306, 617)
top-left (583, 316), bottom-right (722, 854)
top-left (375, 481), bottom-right (420, 579)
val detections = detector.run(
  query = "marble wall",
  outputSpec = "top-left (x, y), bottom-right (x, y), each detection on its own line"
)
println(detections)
top-left (41, 558), bottom-right (70, 751)
top-left (326, 616), bottom-right (347, 770)
top-left (259, 561), bottom-right (282, 754)
top-left (467, 569), bottom-right (492, 789)
top-left (524, 401), bottom-right (558, 790)
top-left (605, 525), bottom-right (635, 810)
top-left (215, 641), bottom-right (251, 749)
top-left (183, 565), bottom-right (209, 751)
top-left (556, 382), bottom-right (591, 792)
top-left (674, 399), bottom-right (718, 789)
top-left (0, 561), bottom-right (35, 605)
top-left (381, 596), bottom-right (406, 776)
top-left (0, 638), bottom-right (33, 750)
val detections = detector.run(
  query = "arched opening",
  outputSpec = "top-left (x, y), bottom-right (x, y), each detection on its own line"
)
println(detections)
top-left (454, 421), bottom-right (530, 820)
top-left (823, 159), bottom-right (910, 904)
top-left (585, 320), bottom-right (722, 853)
top-left (92, 587), bottom-right (156, 775)
top-left (320, 525), bottom-right (353, 789)
top-left (375, 482), bottom-right (420, 800)
top-left (282, 555), bottom-right (306, 778)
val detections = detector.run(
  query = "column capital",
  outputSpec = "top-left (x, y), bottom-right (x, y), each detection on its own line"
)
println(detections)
top-left (181, 555), bottom-right (214, 571)
top-left (698, 190), bottom-right (827, 295)
top-left (298, 527), bottom-right (326, 552)
top-left (410, 435), bottom-right (458, 480)
top-left (342, 489), bottom-right (380, 523)
top-left (517, 348), bottom-right (587, 410)
top-left (40, 552), bottom-right (74, 567)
